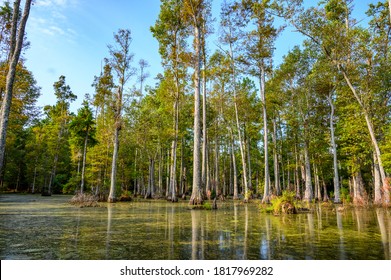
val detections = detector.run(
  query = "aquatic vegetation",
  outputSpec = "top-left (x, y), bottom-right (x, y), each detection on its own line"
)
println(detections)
top-left (119, 190), bottom-right (132, 202)
top-left (69, 193), bottom-right (100, 207)
top-left (269, 191), bottom-right (297, 215)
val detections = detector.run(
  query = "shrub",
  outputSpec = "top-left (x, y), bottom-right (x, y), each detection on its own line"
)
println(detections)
top-left (69, 193), bottom-right (99, 207)
top-left (119, 190), bottom-right (132, 202)
top-left (270, 191), bottom-right (297, 215)
top-left (340, 187), bottom-right (352, 204)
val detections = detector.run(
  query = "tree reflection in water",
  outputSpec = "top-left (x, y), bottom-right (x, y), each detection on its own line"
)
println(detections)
top-left (376, 209), bottom-right (391, 260)
top-left (105, 204), bottom-right (112, 259)
top-left (0, 195), bottom-right (390, 260)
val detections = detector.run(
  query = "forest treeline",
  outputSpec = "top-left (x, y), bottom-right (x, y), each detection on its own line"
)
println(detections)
top-left (0, 0), bottom-right (390, 206)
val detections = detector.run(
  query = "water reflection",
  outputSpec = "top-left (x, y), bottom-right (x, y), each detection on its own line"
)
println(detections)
top-left (191, 210), bottom-right (201, 259)
top-left (244, 205), bottom-right (248, 259)
top-left (0, 194), bottom-right (390, 260)
top-left (376, 209), bottom-right (391, 260)
top-left (106, 204), bottom-right (112, 259)
top-left (260, 215), bottom-right (271, 259)
top-left (336, 210), bottom-right (346, 260)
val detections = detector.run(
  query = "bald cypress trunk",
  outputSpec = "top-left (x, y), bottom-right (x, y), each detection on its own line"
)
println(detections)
top-left (303, 140), bottom-right (313, 202)
top-left (0, 0), bottom-right (32, 173)
top-left (80, 128), bottom-right (89, 194)
top-left (261, 66), bottom-right (270, 204)
top-left (272, 119), bottom-right (280, 196)
top-left (352, 169), bottom-right (366, 205)
top-left (201, 39), bottom-right (208, 193)
top-left (374, 151), bottom-right (382, 205)
top-left (170, 96), bottom-right (179, 202)
top-left (108, 120), bottom-right (120, 202)
top-left (190, 20), bottom-right (203, 206)
top-left (295, 145), bottom-right (301, 199)
top-left (340, 67), bottom-right (388, 205)
top-left (226, 40), bottom-right (248, 202)
top-left (389, 0), bottom-right (391, 25)
top-left (327, 94), bottom-right (341, 203)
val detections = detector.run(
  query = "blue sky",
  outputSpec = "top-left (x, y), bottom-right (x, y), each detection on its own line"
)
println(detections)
top-left (23, 0), bottom-right (163, 111)
top-left (13, 0), bottom-right (379, 112)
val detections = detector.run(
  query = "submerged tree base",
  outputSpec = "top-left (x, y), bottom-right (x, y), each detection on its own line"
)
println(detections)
top-left (70, 193), bottom-right (100, 207)
top-left (189, 188), bottom-right (203, 206)
top-left (189, 198), bottom-right (203, 206)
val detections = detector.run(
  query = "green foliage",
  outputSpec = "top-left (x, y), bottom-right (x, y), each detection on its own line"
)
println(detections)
top-left (203, 202), bottom-right (212, 210)
top-left (119, 190), bottom-right (132, 201)
top-left (63, 175), bottom-right (81, 194)
top-left (269, 191), bottom-right (297, 215)
top-left (1, 0), bottom-right (390, 209)
top-left (340, 187), bottom-right (352, 204)
top-left (245, 190), bottom-right (253, 201)
top-left (257, 181), bottom-right (265, 197)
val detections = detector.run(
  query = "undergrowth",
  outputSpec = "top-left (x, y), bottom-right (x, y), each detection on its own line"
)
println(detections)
top-left (260, 191), bottom-right (308, 215)
top-left (69, 193), bottom-right (100, 208)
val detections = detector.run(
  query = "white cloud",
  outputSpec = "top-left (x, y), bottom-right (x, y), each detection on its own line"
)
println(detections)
top-left (50, 26), bottom-right (66, 35)
top-left (35, 0), bottom-right (78, 8)
top-left (41, 28), bottom-right (55, 36)
top-left (28, 0), bottom-right (79, 43)
top-left (51, 10), bottom-right (67, 20)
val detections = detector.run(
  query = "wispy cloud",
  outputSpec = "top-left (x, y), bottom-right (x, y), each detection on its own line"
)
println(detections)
top-left (35, 0), bottom-right (78, 8)
top-left (29, 0), bottom-right (79, 44)
top-left (41, 25), bottom-right (66, 36)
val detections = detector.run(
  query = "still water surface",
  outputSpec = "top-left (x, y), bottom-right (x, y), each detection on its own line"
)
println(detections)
top-left (0, 194), bottom-right (390, 260)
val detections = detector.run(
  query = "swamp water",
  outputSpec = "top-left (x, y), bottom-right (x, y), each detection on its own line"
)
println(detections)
top-left (0, 194), bottom-right (390, 260)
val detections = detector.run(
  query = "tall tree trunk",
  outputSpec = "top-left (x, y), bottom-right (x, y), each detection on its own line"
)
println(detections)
top-left (260, 66), bottom-right (270, 203)
top-left (108, 29), bottom-right (132, 202)
top-left (179, 140), bottom-right (184, 196)
top-left (80, 128), bottom-right (89, 194)
top-left (230, 128), bottom-right (239, 200)
top-left (339, 67), bottom-right (388, 204)
top-left (166, 148), bottom-right (170, 198)
top-left (201, 40), bottom-right (208, 191)
top-left (0, 0), bottom-right (32, 173)
top-left (272, 118), bottom-right (280, 196)
top-left (145, 157), bottom-right (155, 199)
top-left (108, 88), bottom-right (122, 202)
top-left (222, 143), bottom-right (227, 196)
top-left (322, 179), bottom-right (329, 202)
top-left (158, 147), bottom-right (163, 195)
top-left (352, 168), bottom-right (367, 205)
top-left (47, 151), bottom-right (59, 195)
top-left (108, 123), bottom-right (120, 202)
top-left (389, 0), bottom-right (391, 25)
top-left (247, 135), bottom-right (252, 194)
top-left (32, 163), bottom-right (37, 194)
top-left (205, 141), bottom-right (210, 198)
top-left (229, 143), bottom-right (233, 196)
top-left (214, 133), bottom-right (219, 198)
top-left (374, 151), bottom-right (382, 205)
top-left (287, 158), bottom-right (290, 190)
top-left (295, 144), bottom-right (301, 199)
top-left (103, 141), bottom-right (110, 194)
top-left (190, 21), bottom-right (203, 206)
top-left (327, 94), bottom-right (341, 203)
top-left (134, 148), bottom-right (138, 195)
top-left (170, 96), bottom-right (179, 202)
top-left (313, 162), bottom-right (321, 201)
top-left (229, 42), bottom-right (248, 202)
top-left (303, 140), bottom-right (313, 202)
top-left (77, 152), bottom-right (81, 175)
